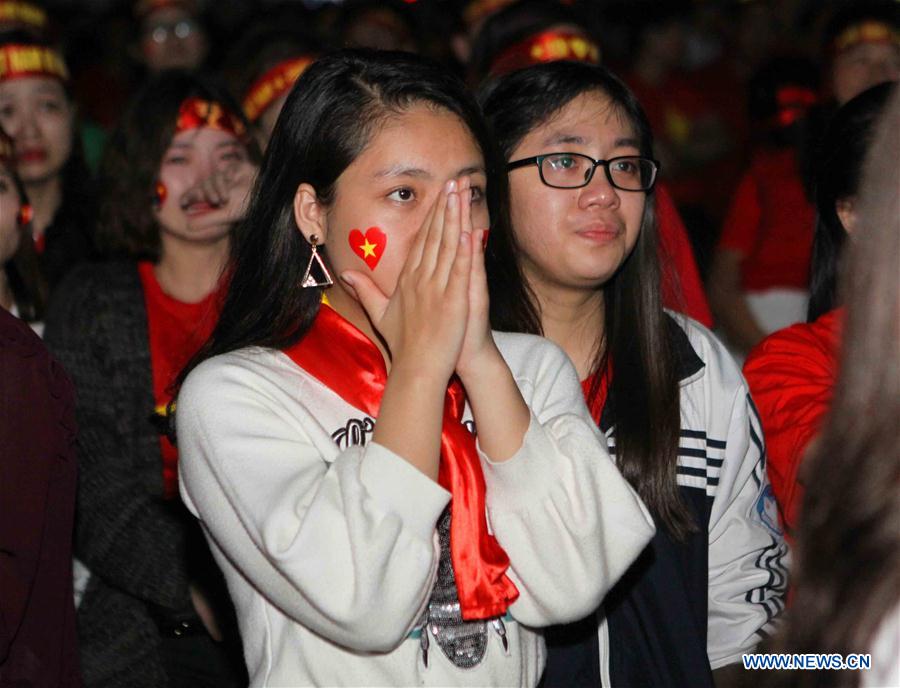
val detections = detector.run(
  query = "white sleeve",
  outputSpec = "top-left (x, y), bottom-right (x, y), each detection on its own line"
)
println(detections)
top-left (480, 342), bottom-right (656, 628)
top-left (707, 385), bottom-right (789, 668)
top-left (176, 358), bottom-right (451, 653)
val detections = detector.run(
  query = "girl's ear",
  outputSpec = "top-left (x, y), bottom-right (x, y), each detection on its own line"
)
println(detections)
top-left (835, 197), bottom-right (858, 235)
top-left (293, 183), bottom-right (328, 243)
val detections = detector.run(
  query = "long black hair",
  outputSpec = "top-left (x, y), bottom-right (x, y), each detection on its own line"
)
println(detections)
top-left (95, 70), bottom-right (260, 261)
top-left (480, 61), bottom-right (692, 539)
top-left (177, 49), bottom-right (508, 387)
top-left (807, 81), bottom-right (894, 322)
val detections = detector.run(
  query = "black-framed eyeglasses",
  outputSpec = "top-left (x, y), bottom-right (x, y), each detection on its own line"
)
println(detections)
top-left (507, 153), bottom-right (659, 192)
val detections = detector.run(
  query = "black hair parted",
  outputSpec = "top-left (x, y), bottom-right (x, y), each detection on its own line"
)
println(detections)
top-left (479, 61), bottom-right (694, 540)
top-left (176, 48), bottom-right (509, 389)
top-left (807, 81), bottom-right (895, 322)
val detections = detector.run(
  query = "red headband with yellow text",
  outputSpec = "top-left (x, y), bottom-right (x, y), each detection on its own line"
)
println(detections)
top-left (0, 1), bottom-right (47, 30)
top-left (490, 30), bottom-right (600, 76)
top-left (832, 20), bottom-right (900, 55)
top-left (243, 57), bottom-right (314, 122)
top-left (176, 96), bottom-right (249, 142)
top-left (0, 43), bottom-right (68, 82)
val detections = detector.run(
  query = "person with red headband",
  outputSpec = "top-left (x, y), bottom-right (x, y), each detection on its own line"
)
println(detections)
top-left (708, 57), bottom-right (820, 360)
top-left (0, 36), bottom-right (96, 293)
top-left (225, 21), bottom-right (322, 151)
top-left (242, 55), bottom-right (315, 148)
top-left (173, 49), bottom-right (653, 686)
top-left (44, 72), bottom-right (259, 688)
top-left (823, 1), bottom-right (900, 106)
top-left (0, 126), bottom-right (45, 329)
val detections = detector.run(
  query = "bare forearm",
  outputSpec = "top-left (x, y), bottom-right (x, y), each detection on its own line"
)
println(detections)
top-left (372, 364), bottom-right (446, 481)
top-left (458, 345), bottom-right (530, 462)
top-left (711, 289), bottom-right (767, 354)
top-left (708, 254), bottom-right (767, 354)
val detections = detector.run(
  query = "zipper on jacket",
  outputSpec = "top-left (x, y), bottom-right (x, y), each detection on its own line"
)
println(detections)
top-left (492, 617), bottom-right (510, 654)
top-left (420, 623), bottom-right (430, 668)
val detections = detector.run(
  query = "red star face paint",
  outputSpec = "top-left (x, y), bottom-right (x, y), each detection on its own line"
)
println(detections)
top-left (349, 226), bottom-right (386, 270)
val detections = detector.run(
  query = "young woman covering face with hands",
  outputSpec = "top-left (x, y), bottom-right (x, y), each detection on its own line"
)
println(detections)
top-left (174, 50), bottom-right (654, 687)
top-left (481, 62), bottom-right (788, 688)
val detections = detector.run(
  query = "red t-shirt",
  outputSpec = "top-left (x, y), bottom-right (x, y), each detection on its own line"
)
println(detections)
top-left (717, 148), bottom-right (815, 291)
top-left (138, 261), bottom-right (224, 499)
top-left (657, 183), bottom-right (714, 328)
top-left (743, 309), bottom-right (842, 535)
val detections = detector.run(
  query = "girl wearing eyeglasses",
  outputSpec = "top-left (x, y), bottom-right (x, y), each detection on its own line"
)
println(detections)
top-left (481, 61), bottom-right (788, 688)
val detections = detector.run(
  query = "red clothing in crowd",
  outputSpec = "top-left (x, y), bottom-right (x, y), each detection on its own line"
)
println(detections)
top-left (742, 309), bottom-right (843, 534)
top-left (657, 184), bottom-right (714, 328)
top-left (690, 58), bottom-right (752, 221)
top-left (717, 148), bottom-right (816, 292)
top-left (628, 72), bottom-right (713, 210)
top-left (138, 261), bottom-right (224, 499)
top-left (0, 307), bottom-right (81, 687)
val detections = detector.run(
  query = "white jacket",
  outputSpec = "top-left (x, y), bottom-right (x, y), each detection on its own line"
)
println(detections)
top-left (177, 331), bottom-right (655, 687)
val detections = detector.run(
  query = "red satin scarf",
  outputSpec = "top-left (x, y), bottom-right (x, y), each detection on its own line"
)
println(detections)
top-left (282, 304), bottom-right (519, 620)
top-left (581, 364), bottom-right (612, 424)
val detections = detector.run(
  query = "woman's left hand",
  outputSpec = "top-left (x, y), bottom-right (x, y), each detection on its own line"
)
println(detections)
top-left (455, 178), bottom-right (498, 379)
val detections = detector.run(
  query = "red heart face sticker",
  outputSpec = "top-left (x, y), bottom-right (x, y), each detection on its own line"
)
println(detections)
top-left (349, 226), bottom-right (387, 270)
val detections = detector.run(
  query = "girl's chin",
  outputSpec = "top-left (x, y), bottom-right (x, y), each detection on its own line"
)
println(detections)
top-left (160, 221), bottom-right (232, 245)
top-left (17, 163), bottom-right (63, 186)
top-left (564, 260), bottom-right (626, 290)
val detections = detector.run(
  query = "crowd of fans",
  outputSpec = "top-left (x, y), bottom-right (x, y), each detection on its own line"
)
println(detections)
top-left (0, 0), bottom-right (897, 687)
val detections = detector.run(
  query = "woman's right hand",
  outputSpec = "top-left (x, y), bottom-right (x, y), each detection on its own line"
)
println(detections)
top-left (179, 159), bottom-right (258, 227)
top-left (342, 179), bottom-right (473, 384)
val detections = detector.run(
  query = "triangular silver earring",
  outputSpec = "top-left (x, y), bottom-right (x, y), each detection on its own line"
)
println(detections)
top-left (302, 234), bottom-right (334, 288)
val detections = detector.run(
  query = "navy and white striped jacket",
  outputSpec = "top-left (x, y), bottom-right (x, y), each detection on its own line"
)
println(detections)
top-left (542, 314), bottom-right (789, 687)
